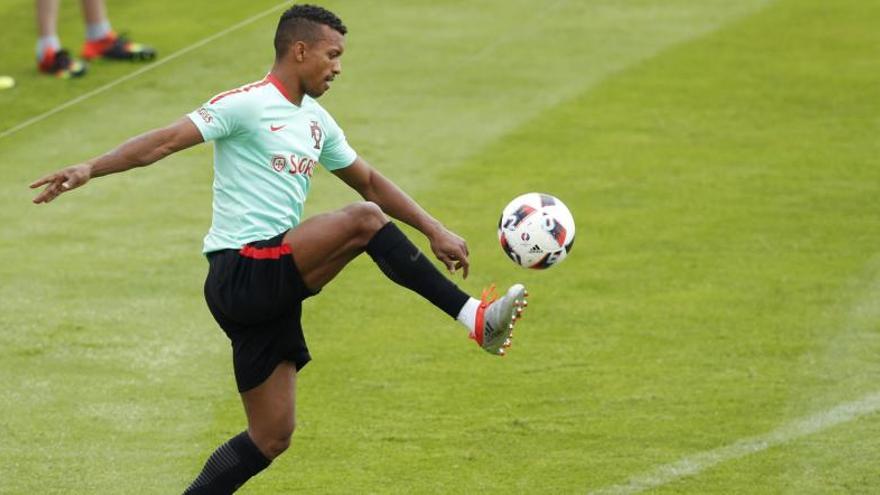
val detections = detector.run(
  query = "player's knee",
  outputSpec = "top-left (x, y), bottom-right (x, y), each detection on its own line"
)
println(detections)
top-left (346, 201), bottom-right (388, 242)
top-left (258, 423), bottom-right (295, 459)
top-left (352, 201), bottom-right (386, 225)
top-left (266, 433), bottom-right (293, 458)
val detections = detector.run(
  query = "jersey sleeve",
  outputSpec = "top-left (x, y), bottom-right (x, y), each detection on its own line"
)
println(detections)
top-left (187, 91), bottom-right (251, 142)
top-left (318, 109), bottom-right (357, 171)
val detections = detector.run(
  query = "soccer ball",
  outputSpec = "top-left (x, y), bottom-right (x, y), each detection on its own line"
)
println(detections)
top-left (498, 193), bottom-right (575, 269)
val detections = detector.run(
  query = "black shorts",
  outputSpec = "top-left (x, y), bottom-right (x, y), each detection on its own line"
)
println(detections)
top-left (204, 231), bottom-right (317, 393)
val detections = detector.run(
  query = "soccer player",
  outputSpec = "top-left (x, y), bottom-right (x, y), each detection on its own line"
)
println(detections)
top-left (36, 0), bottom-right (156, 78)
top-left (30, 4), bottom-right (527, 493)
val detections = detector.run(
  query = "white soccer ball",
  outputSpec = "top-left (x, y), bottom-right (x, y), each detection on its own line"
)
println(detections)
top-left (498, 193), bottom-right (576, 269)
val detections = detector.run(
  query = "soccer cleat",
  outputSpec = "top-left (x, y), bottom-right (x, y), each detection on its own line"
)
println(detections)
top-left (81, 32), bottom-right (157, 61)
top-left (37, 48), bottom-right (87, 78)
top-left (470, 283), bottom-right (528, 356)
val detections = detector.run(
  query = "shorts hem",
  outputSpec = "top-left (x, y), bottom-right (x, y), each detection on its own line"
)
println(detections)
top-left (236, 353), bottom-right (312, 393)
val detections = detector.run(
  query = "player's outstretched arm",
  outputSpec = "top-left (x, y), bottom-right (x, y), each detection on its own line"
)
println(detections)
top-left (30, 117), bottom-right (204, 204)
top-left (333, 157), bottom-right (470, 278)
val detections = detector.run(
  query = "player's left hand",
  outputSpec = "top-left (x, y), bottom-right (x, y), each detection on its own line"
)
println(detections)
top-left (429, 227), bottom-right (470, 279)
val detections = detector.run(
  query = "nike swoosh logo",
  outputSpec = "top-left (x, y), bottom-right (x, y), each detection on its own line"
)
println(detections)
top-left (410, 251), bottom-right (421, 262)
top-left (270, 124), bottom-right (286, 132)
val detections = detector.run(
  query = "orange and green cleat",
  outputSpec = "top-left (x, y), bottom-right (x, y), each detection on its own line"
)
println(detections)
top-left (38, 48), bottom-right (87, 78)
top-left (471, 283), bottom-right (528, 356)
top-left (81, 32), bottom-right (157, 62)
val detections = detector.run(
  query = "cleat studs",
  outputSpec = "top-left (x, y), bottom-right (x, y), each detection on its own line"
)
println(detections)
top-left (522, 301), bottom-right (528, 308)
top-left (508, 323), bottom-right (514, 330)
top-left (524, 290), bottom-right (529, 297)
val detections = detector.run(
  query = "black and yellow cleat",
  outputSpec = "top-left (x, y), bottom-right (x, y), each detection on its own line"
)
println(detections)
top-left (81, 32), bottom-right (157, 62)
top-left (38, 49), bottom-right (87, 78)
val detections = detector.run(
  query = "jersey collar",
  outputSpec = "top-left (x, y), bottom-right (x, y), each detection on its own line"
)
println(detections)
top-left (266, 73), bottom-right (298, 106)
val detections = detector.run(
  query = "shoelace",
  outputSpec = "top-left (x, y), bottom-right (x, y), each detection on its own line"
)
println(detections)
top-left (479, 284), bottom-right (498, 311)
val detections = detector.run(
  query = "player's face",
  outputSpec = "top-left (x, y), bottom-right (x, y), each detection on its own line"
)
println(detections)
top-left (301, 25), bottom-right (345, 98)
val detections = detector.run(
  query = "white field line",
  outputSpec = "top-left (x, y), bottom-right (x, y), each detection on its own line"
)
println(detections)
top-left (589, 390), bottom-right (880, 495)
top-left (0, 1), bottom-right (290, 141)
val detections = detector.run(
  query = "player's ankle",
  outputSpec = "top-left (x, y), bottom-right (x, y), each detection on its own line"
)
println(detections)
top-left (456, 297), bottom-right (480, 334)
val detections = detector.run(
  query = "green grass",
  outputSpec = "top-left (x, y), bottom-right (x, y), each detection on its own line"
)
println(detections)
top-left (1, 0), bottom-right (879, 493)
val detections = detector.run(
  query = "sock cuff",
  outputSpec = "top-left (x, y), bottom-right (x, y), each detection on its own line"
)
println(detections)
top-left (36, 35), bottom-right (61, 58)
top-left (365, 222), bottom-right (407, 257)
top-left (86, 20), bottom-right (113, 41)
top-left (231, 431), bottom-right (271, 470)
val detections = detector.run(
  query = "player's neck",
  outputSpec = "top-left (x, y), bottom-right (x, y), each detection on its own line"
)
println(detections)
top-left (268, 67), bottom-right (304, 106)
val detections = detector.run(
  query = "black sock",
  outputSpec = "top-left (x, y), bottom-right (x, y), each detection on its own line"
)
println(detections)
top-left (183, 431), bottom-right (271, 495)
top-left (366, 222), bottom-right (470, 319)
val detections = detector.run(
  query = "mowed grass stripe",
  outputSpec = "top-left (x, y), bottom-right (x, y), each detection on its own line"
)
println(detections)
top-left (391, 0), bottom-right (879, 492)
top-left (305, 0), bottom-right (773, 212)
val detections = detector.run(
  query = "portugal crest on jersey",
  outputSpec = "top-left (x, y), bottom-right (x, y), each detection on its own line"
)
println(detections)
top-left (309, 120), bottom-right (323, 150)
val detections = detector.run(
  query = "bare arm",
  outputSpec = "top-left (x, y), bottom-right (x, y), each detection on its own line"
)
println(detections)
top-left (30, 117), bottom-right (204, 204)
top-left (333, 157), bottom-right (471, 278)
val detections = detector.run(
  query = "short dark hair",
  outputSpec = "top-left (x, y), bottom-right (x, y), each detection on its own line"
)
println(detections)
top-left (274, 4), bottom-right (347, 59)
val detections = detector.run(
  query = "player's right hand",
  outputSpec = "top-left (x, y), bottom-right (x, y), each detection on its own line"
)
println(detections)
top-left (30, 164), bottom-right (91, 204)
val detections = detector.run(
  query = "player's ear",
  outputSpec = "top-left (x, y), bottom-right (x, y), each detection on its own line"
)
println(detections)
top-left (293, 41), bottom-right (307, 62)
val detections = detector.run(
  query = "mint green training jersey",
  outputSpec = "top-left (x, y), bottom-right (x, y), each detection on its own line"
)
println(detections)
top-left (186, 74), bottom-right (357, 253)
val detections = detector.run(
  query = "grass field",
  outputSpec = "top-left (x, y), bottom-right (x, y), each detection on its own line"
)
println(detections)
top-left (2, 0), bottom-right (879, 493)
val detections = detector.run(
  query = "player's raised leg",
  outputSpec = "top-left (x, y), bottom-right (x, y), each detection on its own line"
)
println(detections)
top-left (285, 201), bottom-right (470, 316)
top-left (282, 201), bottom-right (388, 291)
top-left (284, 201), bottom-right (528, 355)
